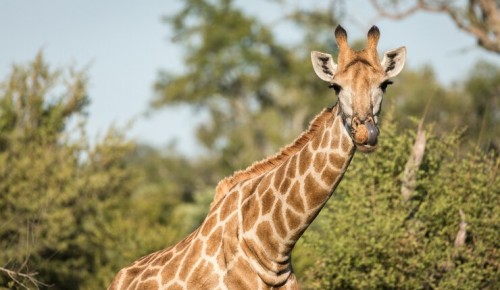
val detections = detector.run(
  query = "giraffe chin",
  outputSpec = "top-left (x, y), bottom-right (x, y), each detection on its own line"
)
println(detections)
top-left (355, 143), bottom-right (378, 153)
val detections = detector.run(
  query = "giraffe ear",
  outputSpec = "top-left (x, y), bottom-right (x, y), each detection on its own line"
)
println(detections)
top-left (381, 46), bottom-right (406, 78)
top-left (311, 51), bottom-right (337, 82)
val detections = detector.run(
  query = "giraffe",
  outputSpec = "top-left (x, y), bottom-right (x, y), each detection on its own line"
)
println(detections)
top-left (109, 25), bottom-right (406, 290)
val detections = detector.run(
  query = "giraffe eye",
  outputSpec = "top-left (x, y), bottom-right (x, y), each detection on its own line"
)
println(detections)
top-left (380, 80), bottom-right (393, 93)
top-left (329, 83), bottom-right (342, 95)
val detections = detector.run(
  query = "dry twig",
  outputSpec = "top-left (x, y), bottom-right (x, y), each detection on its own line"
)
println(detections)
top-left (0, 266), bottom-right (49, 290)
top-left (401, 119), bottom-right (427, 200)
top-left (454, 209), bottom-right (468, 248)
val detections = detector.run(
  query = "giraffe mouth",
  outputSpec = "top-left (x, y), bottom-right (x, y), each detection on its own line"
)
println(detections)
top-left (351, 121), bottom-right (379, 153)
top-left (356, 143), bottom-right (378, 153)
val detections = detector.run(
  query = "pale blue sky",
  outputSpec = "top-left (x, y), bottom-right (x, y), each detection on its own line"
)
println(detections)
top-left (1, 0), bottom-right (498, 155)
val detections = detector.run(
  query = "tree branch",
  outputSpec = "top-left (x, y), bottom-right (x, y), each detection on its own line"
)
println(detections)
top-left (0, 266), bottom-right (49, 290)
top-left (369, 0), bottom-right (423, 20)
top-left (369, 0), bottom-right (500, 53)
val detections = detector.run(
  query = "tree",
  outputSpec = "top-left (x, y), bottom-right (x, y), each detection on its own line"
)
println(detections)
top-left (463, 60), bottom-right (500, 151)
top-left (0, 54), bottom-right (138, 289)
top-left (382, 65), bottom-right (467, 132)
top-left (153, 0), bottom-right (340, 179)
top-left (369, 0), bottom-right (500, 54)
top-left (123, 143), bottom-right (214, 248)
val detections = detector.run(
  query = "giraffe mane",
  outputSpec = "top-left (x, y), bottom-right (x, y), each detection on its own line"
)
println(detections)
top-left (210, 106), bottom-right (336, 210)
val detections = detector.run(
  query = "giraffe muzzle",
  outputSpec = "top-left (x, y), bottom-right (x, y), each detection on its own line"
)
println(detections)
top-left (351, 117), bottom-right (379, 151)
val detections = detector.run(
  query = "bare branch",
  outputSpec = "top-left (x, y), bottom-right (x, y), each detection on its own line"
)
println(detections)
top-left (369, 0), bottom-right (500, 53)
top-left (401, 120), bottom-right (427, 201)
top-left (369, 0), bottom-right (423, 20)
top-left (454, 209), bottom-right (468, 248)
top-left (0, 266), bottom-right (50, 290)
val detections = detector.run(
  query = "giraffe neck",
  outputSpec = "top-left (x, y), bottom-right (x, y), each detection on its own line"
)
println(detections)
top-left (236, 104), bottom-right (355, 285)
top-left (108, 104), bottom-right (356, 290)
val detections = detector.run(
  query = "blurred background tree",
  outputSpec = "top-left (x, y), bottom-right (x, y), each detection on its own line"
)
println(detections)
top-left (152, 0), bottom-right (341, 179)
top-left (383, 61), bottom-right (500, 151)
top-left (0, 53), bottom-right (142, 289)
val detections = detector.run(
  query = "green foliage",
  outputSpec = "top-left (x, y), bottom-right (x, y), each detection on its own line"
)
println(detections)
top-left (124, 144), bottom-right (213, 248)
top-left (463, 61), bottom-right (500, 150)
top-left (0, 54), bottom-right (138, 289)
top-left (300, 114), bottom-right (499, 289)
top-left (153, 0), bottom-right (340, 178)
top-left (0, 54), bottom-right (215, 289)
top-left (384, 61), bottom-right (500, 151)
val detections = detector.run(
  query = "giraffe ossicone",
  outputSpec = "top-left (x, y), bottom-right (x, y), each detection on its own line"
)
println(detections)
top-left (109, 25), bottom-right (406, 290)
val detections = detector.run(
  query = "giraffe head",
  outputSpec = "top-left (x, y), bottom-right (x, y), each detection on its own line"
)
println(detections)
top-left (311, 25), bottom-right (406, 152)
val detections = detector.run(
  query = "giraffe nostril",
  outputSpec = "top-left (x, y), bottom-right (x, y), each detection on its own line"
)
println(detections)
top-left (352, 117), bottom-right (361, 127)
top-left (352, 115), bottom-right (372, 127)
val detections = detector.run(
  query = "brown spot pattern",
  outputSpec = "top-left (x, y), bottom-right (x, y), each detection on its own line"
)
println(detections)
top-left (286, 155), bottom-right (297, 178)
top-left (219, 192), bottom-right (238, 221)
top-left (329, 152), bottom-right (346, 169)
top-left (341, 134), bottom-right (352, 152)
top-left (321, 131), bottom-right (331, 148)
top-left (152, 252), bottom-right (173, 267)
top-left (313, 152), bottom-right (327, 173)
top-left (161, 254), bottom-right (183, 284)
top-left (298, 149), bottom-right (312, 176)
top-left (178, 239), bottom-right (203, 280)
top-left (286, 208), bottom-right (301, 231)
top-left (168, 283), bottom-right (184, 290)
top-left (136, 279), bottom-right (157, 289)
top-left (120, 269), bottom-right (139, 290)
top-left (279, 177), bottom-right (292, 194)
top-left (224, 259), bottom-right (256, 289)
top-left (260, 189), bottom-right (275, 215)
top-left (206, 226), bottom-right (222, 256)
top-left (256, 221), bottom-right (281, 257)
top-left (273, 164), bottom-right (286, 190)
top-left (243, 197), bottom-right (260, 232)
top-left (257, 174), bottom-right (272, 193)
top-left (311, 133), bottom-right (322, 150)
top-left (321, 165), bottom-right (339, 185)
top-left (186, 261), bottom-right (218, 289)
top-left (304, 174), bottom-right (327, 209)
top-left (286, 183), bottom-right (305, 213)
top-left (140, 268), bottom-right (160, 281)
top-left (201, 214), bottom-right (218, 236)
top-left (272, 201), bottom-right (287, 238)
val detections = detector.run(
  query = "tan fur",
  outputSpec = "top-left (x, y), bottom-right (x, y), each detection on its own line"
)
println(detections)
top-left (211, 107), bottom-right (336, 210)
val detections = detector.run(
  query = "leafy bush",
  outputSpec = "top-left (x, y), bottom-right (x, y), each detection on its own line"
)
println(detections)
top-left (301, 113), bottom-right (499, 289)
